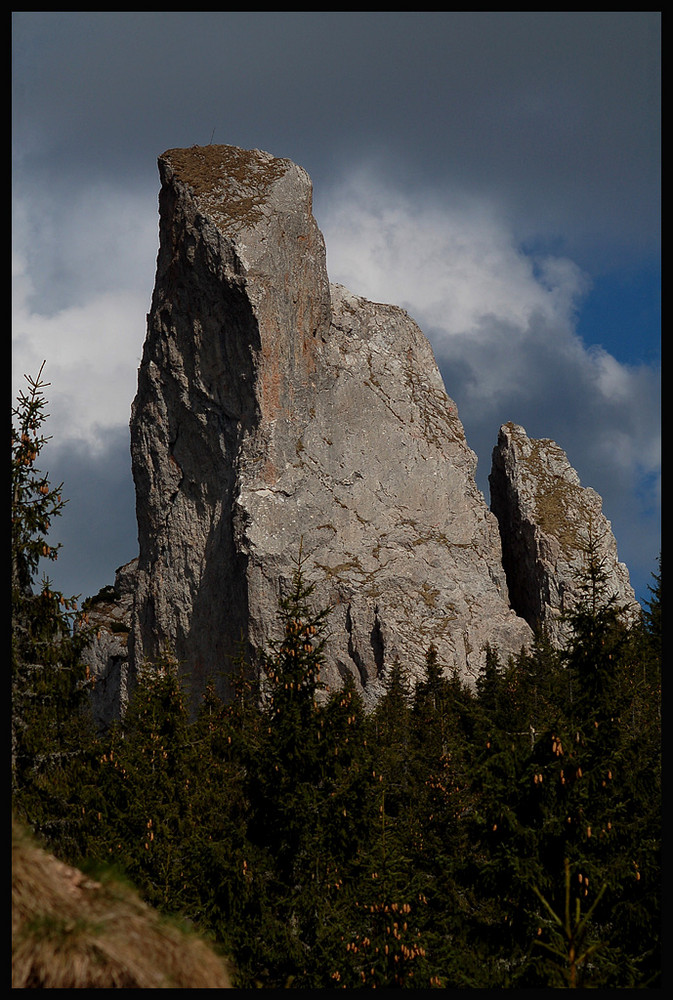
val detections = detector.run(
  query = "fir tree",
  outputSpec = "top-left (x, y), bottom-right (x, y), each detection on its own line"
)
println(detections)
top-left (251, 550), bottom-right (328, 865)
top-left (562, 521), bottom-right (632, 724)
top-left (97, 653), bottom-right (194, 912)
top-left (11, 363), bottom-right (96, 857)
top-left (239, 549), bottom-right (331, 986)
top-left (641, 553), bottom-right (661, 661)
top-left (475, 642), bottom-right (503, 724)
top-left (318, 672), bottom-right (371, 864)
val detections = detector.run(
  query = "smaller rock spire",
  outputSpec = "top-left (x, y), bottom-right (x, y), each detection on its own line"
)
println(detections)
top-left (489, 421), bottom-right (641, 644)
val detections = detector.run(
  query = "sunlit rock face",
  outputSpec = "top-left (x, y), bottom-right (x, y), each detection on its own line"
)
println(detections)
top-left (489, 422), bottom-right (641, 646)
top-left (129, 144), bottom-right (534, 707)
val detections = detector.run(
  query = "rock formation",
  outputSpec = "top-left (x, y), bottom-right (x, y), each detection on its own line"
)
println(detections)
top-left (128, 144), bottom-right (533, 707)
top-left (82, 146), bottom-right (641, 721)
top-left (489, 422), bottom-right (641, 645)
top-left (81, 559), bottom-right (137, 728)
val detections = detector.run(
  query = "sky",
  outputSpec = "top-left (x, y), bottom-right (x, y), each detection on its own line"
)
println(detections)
top-left (12, 12), bottom-right (660, 610)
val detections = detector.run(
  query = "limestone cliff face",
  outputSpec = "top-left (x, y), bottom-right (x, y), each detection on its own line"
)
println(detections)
top-left (489, 422), bottom-right (640, 645)
top-left (129, 145), bottom-right (331, 699)
top-left (129, 144), bottom-right (533, 705)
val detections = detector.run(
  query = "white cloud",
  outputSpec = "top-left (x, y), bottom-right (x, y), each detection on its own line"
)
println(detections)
top-left (12, 184), bottom-right (157, 452)
top-left (13, 258), bottom-right (147, 452)
top-left (319, 168), bottom-right (660, 596)
top-left (319, 169), bottom-right (658, 460)
top-left (589, 344), bottom-right (636, 403)
top-left (319, 169), bottom-right (590, 337)
top-left (12, 180), bottom-right (159, 311)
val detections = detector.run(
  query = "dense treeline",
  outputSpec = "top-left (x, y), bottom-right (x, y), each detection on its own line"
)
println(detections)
top-left (12, 368), bottom-right (662, 988)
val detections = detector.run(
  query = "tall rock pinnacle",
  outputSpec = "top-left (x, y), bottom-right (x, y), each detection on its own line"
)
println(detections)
top-left (489, 422), bottom-right (641, 645)
top-left (129, 144), bottom-right (532, 706)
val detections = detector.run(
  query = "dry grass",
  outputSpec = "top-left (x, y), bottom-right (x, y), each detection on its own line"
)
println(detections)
top-left (162, 144), bottom-right (289, 234)
top-left (12, 819), bottom-right (232, 988)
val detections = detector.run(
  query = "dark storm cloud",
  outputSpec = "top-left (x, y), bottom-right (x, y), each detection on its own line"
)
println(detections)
top-left (40, 428), bottom-right (137, 603)
top-left (13, 11), bottom-right (660, 264)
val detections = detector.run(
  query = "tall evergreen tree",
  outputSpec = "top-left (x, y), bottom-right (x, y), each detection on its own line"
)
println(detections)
top-left (99, 654), bottom-right (195, 911)
top-left (11, 363), bottom-right (96, 857)
top-left (641, 553), bottom-right (661, 662)
top-left (237, 550), bottom-right (331, 986)
top-left (250, 552), bottom-right (328, 868)
top-left (562, 521), bottom-right (632, 724)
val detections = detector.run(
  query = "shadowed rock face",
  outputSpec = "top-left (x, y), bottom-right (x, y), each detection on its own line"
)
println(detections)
top-left (489, 422), bottom-right (641, 645)
top-left (128, 144), bottom-right (533, 706)
top-left (81, 559), bottom-right (137, 728)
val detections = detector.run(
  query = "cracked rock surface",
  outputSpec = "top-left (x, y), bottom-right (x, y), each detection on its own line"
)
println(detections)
top-left (129, 144), bottom-right (533, 706)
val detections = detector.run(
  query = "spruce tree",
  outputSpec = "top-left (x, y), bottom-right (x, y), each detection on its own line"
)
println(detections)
top-left (562, 521), bottom-right (632, 723)
top-left (11, 363), bottom-right (96, 857)
top-left (251, 550), bottom-right (328, 867)
top-left (91, 653), bottom-right (194, 912)
top-left (181, 678), bottom-right (262, 974)
top-left (514, 543), bottom-right (661, 986)
top-left (239, 550), bottom-right (331, 986)
top-left (318, 671), bottom-right (371, 865)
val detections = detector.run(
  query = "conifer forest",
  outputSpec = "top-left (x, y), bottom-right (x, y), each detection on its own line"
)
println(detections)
top-left (12, 368), bottom-right (662, 988)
